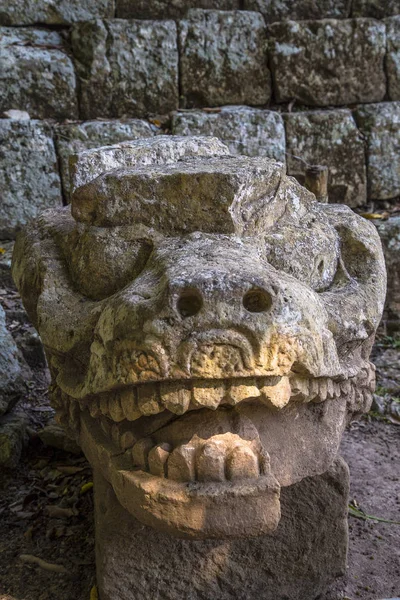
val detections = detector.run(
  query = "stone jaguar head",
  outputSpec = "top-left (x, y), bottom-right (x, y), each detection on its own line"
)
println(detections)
top-left (12, 136), bottom-right (386, 539)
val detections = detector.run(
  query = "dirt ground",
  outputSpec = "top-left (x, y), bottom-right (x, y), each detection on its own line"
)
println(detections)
top-left (0, 280), bottom-right (399, 600)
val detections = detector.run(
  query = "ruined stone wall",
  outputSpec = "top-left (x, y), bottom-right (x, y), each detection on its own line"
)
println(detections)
top-left (0, 0), bottom-right (399, 326)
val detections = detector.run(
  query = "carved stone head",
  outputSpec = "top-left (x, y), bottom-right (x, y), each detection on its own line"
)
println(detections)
top-left (12, 136), bottom-right (386, 539)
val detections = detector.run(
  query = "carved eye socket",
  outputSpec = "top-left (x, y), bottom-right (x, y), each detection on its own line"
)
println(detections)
top-left (61, 227), bottom-right (154, 300)
top-left (243, 288), bottom-right (272, 313)
top-left (263, 221), bottom-right (340, 292)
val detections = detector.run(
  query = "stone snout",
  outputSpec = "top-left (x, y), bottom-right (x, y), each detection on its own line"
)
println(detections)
top-left (64, 235), bottom-right (355, 539)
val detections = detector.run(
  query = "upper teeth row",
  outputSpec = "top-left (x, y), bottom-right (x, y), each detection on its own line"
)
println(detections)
top-left (80, 375), bottom-right (352, 423)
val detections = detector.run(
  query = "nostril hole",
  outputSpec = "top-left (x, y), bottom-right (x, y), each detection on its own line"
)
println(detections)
top-left (243, 288), bottom-right (272, 313)
top-left (177, 289), bottom-right (203, 317)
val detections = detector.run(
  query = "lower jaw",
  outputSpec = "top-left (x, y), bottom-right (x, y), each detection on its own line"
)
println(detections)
top-left (79, 412), bottom-right (281, 539)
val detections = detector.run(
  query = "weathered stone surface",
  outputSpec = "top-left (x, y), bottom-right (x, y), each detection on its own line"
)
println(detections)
top-left (285, 109), bottom-right (367, 207)
top-left (172, 106), bottom-right (286, 161)
top-left (55, 120), bottom-right (157, 200)
top-left (0, 28), bottom-right (78, 120)
top-left (69, 135), bottom-right (230, 195)
top-left (71, 19), bottom-right (179, 119)
top-left (94, 458), bottom-right (349, 600)
top-left (0, 306), bottom-right (25, 417)
top-left (0, 119), bottom-right (62, 239)
top-left (355, 102), bottom-right (400, 200)
top-left (179, 10), bottom-right (271, 107)
top-left (39, 420), bottom-right (81, 454)
top-left (352, 0), bottom-right (400, 18)
top-left (0, 0), bottom-right (114, 25)
top-left (116, 0), bottom-right (239, 19)
top-left (374, 217), bottom-right (400, 331)
top-left (243, 0), bottom-right (351, 22)
top-left (0, 411), bottom-right (28, 468)
top-left (268, 19), bottom-right (386, 106)
top-left (386, 17), bottom-right (400, 101)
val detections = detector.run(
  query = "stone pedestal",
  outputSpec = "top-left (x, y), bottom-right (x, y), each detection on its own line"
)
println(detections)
top-left (94, 457), bottom-right (349, 600)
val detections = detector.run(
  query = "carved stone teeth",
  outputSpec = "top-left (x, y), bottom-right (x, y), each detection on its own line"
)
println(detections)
top-left (260, 376), bottom-right (291, 408)
top-left (108, 393), bottom-right (125, 422)
top-left (132, 437), bottom-right (154, 470)
top-left (119, 388), bottom-right (141, 421)
top-left (160, 382), bottom-right (191, 415)
top-left (148, 443), bottom-right (171, 477)
top-left (309, 379), bottom-right (320, 401)
top-left (100, 417), bottom-right (111, 438)
top-left (289, 375), bottom-right (309, 401)
top-left (226, 445), bottom-right (259, 481)
top-left (137, 384), bottom-right (163, 416)
top-left (197, 438), bottom-right (226, 482)
top-left (226, 381), bottom-right (260, 406)
top-left (167, 442), bottom-right (197, 482)
top-left (89, 398), bottom-right (102, 418)
top-left (341, 380), bottom-right (351, 395)
top-left (192, 382), bottom-right (226, 409)
top-left (100, 396), bottom-right (109, 417)
top-left (111, 423), bottom-right (120, 447)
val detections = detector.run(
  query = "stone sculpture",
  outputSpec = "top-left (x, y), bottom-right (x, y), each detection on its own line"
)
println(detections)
top-left (12, 136), bottom-right (386, 599)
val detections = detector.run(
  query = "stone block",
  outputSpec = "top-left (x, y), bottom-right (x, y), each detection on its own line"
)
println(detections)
top-left (243, 0), bottom-right (351, 22)
top-left (69, 135), bottom-right (229, 195)
top-left (374, 217), bottom-right (400, 331)
top-left (285, 109), bottom-right (366, 207)
top-left (0, 0), bottom-right (114, 25)
top-left (116, 0), bottom-right (239, 20)
top-left (352, 0), bottom-right (400, 18)
top-left (71, 19), bottom-right (179, 119)
top-left (94, 458), bottom-right (349, 600)
top-left (0, 119), bottom-right (62, 239)
top-left (0, 306), bottom-right (25, 417)
top-left (268, 19), bottom-right (386, 106)
top-left (179, 9), bottom-right (271, 107)
top-left (355, 102), bottom-right (400, 201)
top-left (55, 119), bottom-right (157, 200)
top-left (0, 28), bottom-right (78, 120)
top-left (386, 17), bottom-right (400, 101)
top-left (171, 106), bottom-right (286, 161)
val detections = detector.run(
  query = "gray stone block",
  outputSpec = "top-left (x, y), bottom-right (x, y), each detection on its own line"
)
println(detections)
top-left (355, 102), bottom-right (400, 201)
top-left (0, 410), bottom-right (28, 469)
top-left (0, 306), bottom-right (25, 417)
top-left (94, 458), bottom-right (349, 600)
top-left (352, 0), bottom-right (400, 18)
top-left (386, 16), bottom-right (400, 101)
top-left (268, 19), bottom-right (386, 106)
top-left (172, 106), bottom-right (285, 161)
top-left (55, 119), bottom-right (157, 200)
top-left (0, 0), bottom-right (114, 25)
top-left (285, 109), bottom-right (367, 207)
top-left (0, 28), bottom-right (78, 120)
top-left (243, 0), bottom-right (351, 22)
top-left (374, 217), bottom-right (400, 331)
top-left (0, 119), bottom-right (62, 239)
top-left (71, 19), bottom-right (179, 119)
top-left (116, 0), bottom-right (239, 20)
top-left (179, 9), bottom-right (271, 108)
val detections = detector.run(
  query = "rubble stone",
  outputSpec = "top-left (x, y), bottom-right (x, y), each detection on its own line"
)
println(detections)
top-left (0, 28), bottom-right (78, 120)
top-left (386, 17), bottom-right (400, 101)
top-left (243, 0), bottom-right (351, 22)
top-left (0, 0), bottom-right (114, 25)
top-left (0, 411), bottom-right (28, 468)
top-left (285, 109), bottom-right (367, 207)
top-left (116, 0), bottom-right (239, 20)
top-left (71, 19), bottom-right (179, 119)
top-left (179, 9), bottom-right (271, 107)
top-left (0, 306), bottom-right (25, 417)
top-left (0, 119), bottom-right (62, 239)
top-left (172, 106), bottom-right (285, 161)
top-left (268, 19), bottom-right (386, 106)
top-left (355, 102), bottom-right (400, 201)
top-left (55, 120), bottom-right (157, 200)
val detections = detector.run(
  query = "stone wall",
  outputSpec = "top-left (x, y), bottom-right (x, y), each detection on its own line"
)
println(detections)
top-left (0, 3), bottom-right (399, 237)
top-left (0, 0), bottom-right (399, 329)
